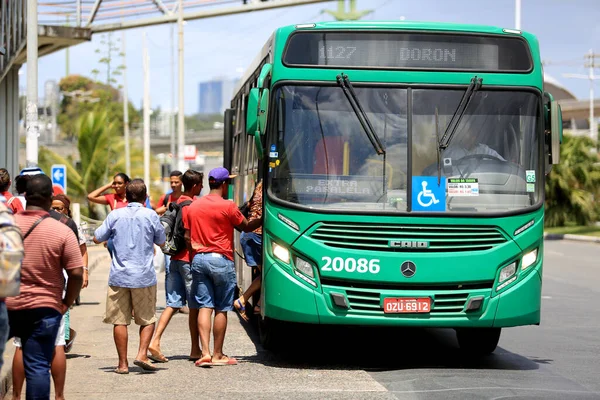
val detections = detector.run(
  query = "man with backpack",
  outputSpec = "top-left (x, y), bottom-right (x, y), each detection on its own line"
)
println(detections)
top-left (149, 169), bottom-right (203, 363)
top-left (155, 170), bottom-right (183, 216)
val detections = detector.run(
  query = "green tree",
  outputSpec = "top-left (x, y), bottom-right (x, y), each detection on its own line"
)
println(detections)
top-left (545, 135), bottom-right (600, 227)
top-left (39, 112), bottom-right (152, 218)
top-left (57, 75), bottom-right (139, 141)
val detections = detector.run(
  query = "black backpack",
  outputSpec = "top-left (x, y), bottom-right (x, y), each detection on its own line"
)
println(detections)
top-left (160, 200), bottom-right (192, 255)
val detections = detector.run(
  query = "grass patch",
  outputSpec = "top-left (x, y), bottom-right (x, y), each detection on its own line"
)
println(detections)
top-left (545, 225), bottom-right (600, 237)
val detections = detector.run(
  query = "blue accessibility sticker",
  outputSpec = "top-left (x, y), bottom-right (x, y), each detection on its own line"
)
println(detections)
top-left (412, 176), bottom-right (446, 212)
top-left (270, 144), bottom-right (277, 151)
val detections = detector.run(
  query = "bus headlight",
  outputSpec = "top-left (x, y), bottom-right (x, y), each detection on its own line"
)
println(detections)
top-left (293, 256), bottom-right (317, 287)
top-left (521, 249), bottom-right (538, 270)
top-left (294, 257), bottom-right (314, 279)
top-left (499, 262), bottom-right (516, 283)
top-left (272, 243), bottom-right (290, 264)
top-left (497, 262), bottom-right (517, 291)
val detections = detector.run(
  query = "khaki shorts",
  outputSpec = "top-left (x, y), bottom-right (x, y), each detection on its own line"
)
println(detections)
top-left (103, 285), bottom-right (157, 326)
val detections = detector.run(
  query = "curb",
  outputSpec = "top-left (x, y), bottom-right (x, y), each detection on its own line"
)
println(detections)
top-left (544, 233), bottom-right (600, 243)
top-left (0, 344), bottom-right (16, 399)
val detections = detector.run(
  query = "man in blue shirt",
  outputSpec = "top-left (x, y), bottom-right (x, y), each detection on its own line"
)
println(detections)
top-left (94, 179), bottom-right (166, 374)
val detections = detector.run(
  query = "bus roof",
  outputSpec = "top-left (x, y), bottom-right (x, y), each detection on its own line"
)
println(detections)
top-left (279, 20), bottom-right (533, 37)
top-left (232, 21), bottom-right (537, 99)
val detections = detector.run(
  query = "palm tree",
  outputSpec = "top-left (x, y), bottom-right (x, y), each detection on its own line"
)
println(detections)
top-left (545, 135), bottom-right (600, 227)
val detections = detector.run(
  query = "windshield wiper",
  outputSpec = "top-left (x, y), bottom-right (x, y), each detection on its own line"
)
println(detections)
top-left (438, 76), bottom-right (483, 151)
top-left (337, 73), bottom-right (385, 155)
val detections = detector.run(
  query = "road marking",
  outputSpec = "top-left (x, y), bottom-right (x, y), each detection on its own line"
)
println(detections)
top-left (542, 296), bottom-right (552, 299)
top-left (545, 250), bottom-right (564, 256)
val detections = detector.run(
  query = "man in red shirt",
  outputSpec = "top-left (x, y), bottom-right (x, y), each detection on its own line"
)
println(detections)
top-left (7, 174), bottom-right (83, 398)
top-left (149, 169), bottom-right (203, 363)
top-left (154, 170), bottom-right (183, 216)
top-left (184, 167), bottom-right (261, 367)
top-left (0, 168), bottom-right (24, 214)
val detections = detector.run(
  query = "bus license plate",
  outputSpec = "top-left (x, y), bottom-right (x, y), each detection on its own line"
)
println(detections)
top-left (383, 298), bottom-right (431, 314)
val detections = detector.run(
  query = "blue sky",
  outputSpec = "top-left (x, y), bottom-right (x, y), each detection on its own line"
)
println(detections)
top-left (27, 0), bottom-right (600, 115)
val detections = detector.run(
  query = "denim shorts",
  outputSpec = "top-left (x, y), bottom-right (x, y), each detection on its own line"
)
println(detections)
top-left (0, 302), bottom-right (8, 372)
top-left (190, 253), bottom-right (236, 312)
top-left (241, 232), bottom-right (263, 268)
top-left (166, 259), bottom-right (192, 308)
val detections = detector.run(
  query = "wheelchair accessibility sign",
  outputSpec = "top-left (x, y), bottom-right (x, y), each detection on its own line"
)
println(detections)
top-left (412, 176), bottom-right (446, 212)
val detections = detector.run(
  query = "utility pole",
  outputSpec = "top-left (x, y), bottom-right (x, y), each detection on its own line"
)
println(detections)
top-left (143, 32), bottom-right (151, 185)
top-left (324, 0), bottom-right (372, 21)
top-left (515, 0), bottom-right (521, 30)
top-left (170, 24), bottom-right (176, 170)
top-left (26, 0), bottom-right (39, 167)
top-left (123, 30), bottom-right (131, 177)
top-left (177, 0), bottom-right (185, 171)
top-left (564, 49), bottom-right (600, 142)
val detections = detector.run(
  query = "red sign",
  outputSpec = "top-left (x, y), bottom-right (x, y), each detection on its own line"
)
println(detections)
top-left (383, 298), bottom-right (431, 314)
top-left (183, 145), bottom-right (197, 161)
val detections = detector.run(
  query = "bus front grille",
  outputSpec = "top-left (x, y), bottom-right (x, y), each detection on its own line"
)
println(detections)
top-left (345, 288), bottom-right (470, 316)
top-left (310, 222), bottom-right (507, 252)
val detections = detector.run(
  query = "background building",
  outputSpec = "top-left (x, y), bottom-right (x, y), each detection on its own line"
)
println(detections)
top-left (198, 78), bottom-right (237, 115)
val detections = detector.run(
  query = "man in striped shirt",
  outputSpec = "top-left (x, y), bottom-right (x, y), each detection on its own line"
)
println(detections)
top-left (6, 174), bottom-right (84, 399)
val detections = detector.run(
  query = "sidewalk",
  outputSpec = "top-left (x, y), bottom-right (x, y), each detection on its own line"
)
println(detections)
top-left (543, 232), bottom-right (600, 243)
top-left (30, 246), bottom-right (271, 399)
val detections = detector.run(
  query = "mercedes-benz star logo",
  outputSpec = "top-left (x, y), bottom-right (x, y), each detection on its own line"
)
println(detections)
top-left (400, 261), bottom-right (416, 278)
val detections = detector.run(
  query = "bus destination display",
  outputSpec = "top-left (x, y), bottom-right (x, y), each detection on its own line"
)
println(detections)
top-left (284, 32), bottom-right (532, 72)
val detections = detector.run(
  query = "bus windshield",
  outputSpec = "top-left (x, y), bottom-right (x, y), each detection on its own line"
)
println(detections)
top-left (268, 85), bottom-right (540, 213)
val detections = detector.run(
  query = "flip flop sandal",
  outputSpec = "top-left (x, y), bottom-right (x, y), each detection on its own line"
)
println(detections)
top-left (234, 299), bottom-right (249, 322)
top-left (65, 330), bottom-right (77, 354)
top-left (148, 353), bottom-right (168, 363)
top-left (133, 359), bottom-right (158, 372)
top-left (211, 355), bottom-right (238, 366)
top-left (195, 355), bottom-right (213, 368)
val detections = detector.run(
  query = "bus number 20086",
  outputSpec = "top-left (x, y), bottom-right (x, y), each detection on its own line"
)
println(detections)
top-left (321, 256), bottom-right (381, 274)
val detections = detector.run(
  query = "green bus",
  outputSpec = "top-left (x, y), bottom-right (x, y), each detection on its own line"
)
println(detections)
top-left (224, 21), bottom-right (562, 354)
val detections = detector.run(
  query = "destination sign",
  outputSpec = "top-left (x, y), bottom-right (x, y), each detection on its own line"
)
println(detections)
top-left (289, 174), bottom-right (383, 199)
top-left (284, 32), bottom-right (532, 72)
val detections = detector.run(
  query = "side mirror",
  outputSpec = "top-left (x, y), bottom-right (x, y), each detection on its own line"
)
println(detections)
top-left (550, 100), bottom-right (562, 165)
top-left (246, 88), bottom-right (260, 136)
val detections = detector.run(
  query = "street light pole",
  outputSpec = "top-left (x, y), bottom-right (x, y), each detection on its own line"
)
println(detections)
top-left (143, 32), bottom-right (151, 185)
top-left (123, 30), bottom-right (131, 177)
top-left (170, 23), bottom-right (176, 170)
top-left (26, 0), bottom-right (39, 167)
top-left (177, 0), bottom-right (185, 171)
top-left (515, 0), bottom-right (521, 30)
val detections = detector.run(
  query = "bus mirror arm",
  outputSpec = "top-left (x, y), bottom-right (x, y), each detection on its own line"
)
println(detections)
top-left (254, 130), bottom-right (264, 160)
top-left (258, 64), bottom-right (273, 89)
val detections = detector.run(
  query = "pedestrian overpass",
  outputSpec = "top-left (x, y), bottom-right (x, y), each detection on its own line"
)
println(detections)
top-left (0, 1), bottom-right (92, 175)
top-left (0, 0), bottom-right (330, 177)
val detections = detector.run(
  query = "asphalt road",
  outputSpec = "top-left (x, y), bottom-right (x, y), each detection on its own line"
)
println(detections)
top-left (61, 241), bottom-right (600, 400)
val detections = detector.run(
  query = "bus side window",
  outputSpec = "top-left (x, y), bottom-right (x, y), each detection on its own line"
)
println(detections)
top-left (232, 101), bottom-right (244, 174)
